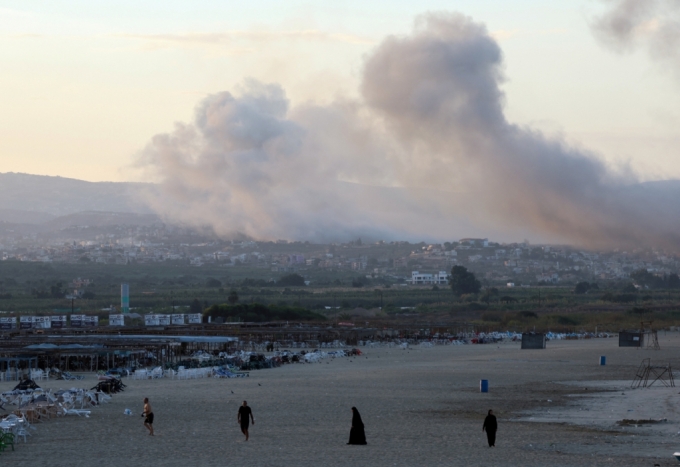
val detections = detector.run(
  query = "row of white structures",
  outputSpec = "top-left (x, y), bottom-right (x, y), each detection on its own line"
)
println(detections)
top-left (0, 313), bottom-right (203, 329)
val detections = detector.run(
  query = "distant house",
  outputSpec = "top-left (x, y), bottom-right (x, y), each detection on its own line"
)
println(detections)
top-left (411, 271), bottom-right (449, 285)
top-left (459, 238), bottom-right (489, 247)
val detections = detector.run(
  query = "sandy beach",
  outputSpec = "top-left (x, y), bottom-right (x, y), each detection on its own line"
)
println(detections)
top-left (4, 334), bottom-right (680, 466)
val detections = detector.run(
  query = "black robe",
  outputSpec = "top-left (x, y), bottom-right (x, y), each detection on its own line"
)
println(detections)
top-left (483, 414), bottom-right (497, 447)
top-left (348, 409), bottom-right (367, 445)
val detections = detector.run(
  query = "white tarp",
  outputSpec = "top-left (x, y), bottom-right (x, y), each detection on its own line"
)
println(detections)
top-left (109, 314), bottom-right (125, 326)
top-left (187, 313), bottom-right (202, 324)
top-left (70, 314), bottom-right (86, 327)
top-left (33, 316), bottom-right (51, 329)
top-left (51, 315), bottom-right (67, 328)
top-left (144, 314), bottom-right (159, 326)
top-left (83, 315), bottom-right (98, 327)
top-left (0, 317), bottom-right (16, 330)
top-left (20, 316), bottom-right (33, 329)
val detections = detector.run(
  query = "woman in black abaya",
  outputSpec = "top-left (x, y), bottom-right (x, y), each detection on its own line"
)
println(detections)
top-left (347, 407), bottom-right (367, 445)
top-left (482, 409), bottom-right (497, 447)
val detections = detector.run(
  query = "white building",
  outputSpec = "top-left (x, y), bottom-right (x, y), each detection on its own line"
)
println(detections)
top-left (411, 271), bottom-right (449, 285)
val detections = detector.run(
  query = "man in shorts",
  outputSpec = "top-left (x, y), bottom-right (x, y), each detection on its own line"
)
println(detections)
top-left (142, 397), bottom-right (154, 436)
top-left (237, 400), bottom-right (254, 441)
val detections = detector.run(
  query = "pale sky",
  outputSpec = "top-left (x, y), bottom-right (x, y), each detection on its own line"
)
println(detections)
top-left (1, 0), bottom-right (678, 182)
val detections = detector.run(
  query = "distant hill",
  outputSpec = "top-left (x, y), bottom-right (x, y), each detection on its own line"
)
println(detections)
top-left (0, 172), bottom-right (155, 217)
top-left (0, 209), bottom-right (55, 224)
top-left (42, 211), bottom-right (161, 230)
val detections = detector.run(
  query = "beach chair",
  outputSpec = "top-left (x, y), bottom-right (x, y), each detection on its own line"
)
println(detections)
top-left (93, 391), bottom-right (112, 404)
top-left (57, 403), bottom-right (91, 418)
top-left (60, 393), bottom-right (77, 409)
top-left (71, 393), bottom-right (86, 409)
top-left (4, 415), bottom-right (33, 442)
top-left (18, 394), bottom-right (33, 408)
top-left (83, 392), bottom-right (98, 407)
top-left (61, 372), bottom-right (84, 381)
top-left (15, 424), bottom-right (29, 443)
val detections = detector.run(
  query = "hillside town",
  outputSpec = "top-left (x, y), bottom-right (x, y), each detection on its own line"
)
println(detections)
top-left (0, 222), bottom-right (677, 286)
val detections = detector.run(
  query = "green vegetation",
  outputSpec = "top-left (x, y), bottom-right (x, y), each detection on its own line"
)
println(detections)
top-left (3, 260), bottom-right (680, 333)
top-left (449, 265), bottom-right (481, 296)
top-left (203, 303), bottom-right (326, 323)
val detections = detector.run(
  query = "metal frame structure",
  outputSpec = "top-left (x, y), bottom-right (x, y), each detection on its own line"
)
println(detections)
top-left (639, 321), bottom-right (661, 350)
top-left (631, 358), bottom-right (675, 388)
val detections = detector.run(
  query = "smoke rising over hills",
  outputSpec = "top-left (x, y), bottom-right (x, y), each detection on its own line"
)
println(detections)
top-left (136, 12), bottom-right (680, 249)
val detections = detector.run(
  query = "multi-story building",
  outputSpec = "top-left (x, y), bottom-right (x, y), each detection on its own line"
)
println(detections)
top-left (411, 271), bottom-right (449, 285)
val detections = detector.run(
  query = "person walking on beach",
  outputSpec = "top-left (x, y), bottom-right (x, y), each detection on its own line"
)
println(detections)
top-left (482, 409), bottom-right (497, 447)
top-left (142, 397), bottom-right (154, 436)
top-left (237, 401), bottom-right (254, 441)
top-left (347, 407), bottom-right (367, 445)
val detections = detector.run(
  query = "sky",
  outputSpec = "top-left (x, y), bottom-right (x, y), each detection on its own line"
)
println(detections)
top-left (1, 0), bottom-right (679, 183)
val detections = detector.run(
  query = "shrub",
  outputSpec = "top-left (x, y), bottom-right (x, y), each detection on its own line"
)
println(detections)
top-left (481, 311), bottom-right (503, 322)
top-left (574, 282), bottom-right (591, 294)
top-left (277, 274), bottom-right (306, 287)
top-left (204, 303), bottom-right (326, 323)
top-left (556, 315), bottom-right (579, 325)
top-left (517, 311), bottom-right (538, 319)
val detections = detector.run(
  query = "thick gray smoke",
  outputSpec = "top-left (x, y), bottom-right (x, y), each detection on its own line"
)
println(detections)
top-left (592, 0), bottom-right (680, 69)
top-left (137, 79), bottom-right (459, 241)
top-left (138, 12), bottom-right (680, 249)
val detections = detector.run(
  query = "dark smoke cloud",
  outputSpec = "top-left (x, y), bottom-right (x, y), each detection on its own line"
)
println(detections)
top-left (138, 12), bottom-right (680, 249)
top-left (592, 0), bottom-right (680, 68)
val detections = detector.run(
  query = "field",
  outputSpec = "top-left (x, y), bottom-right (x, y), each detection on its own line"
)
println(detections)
top-left (2, 261), bottom-right (680, 333)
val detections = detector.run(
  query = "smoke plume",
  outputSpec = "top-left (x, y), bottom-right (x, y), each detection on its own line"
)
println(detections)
top-left (592, 0), bottom-right (680, 69)
top-left (138, 12), bottom-right (680, 249)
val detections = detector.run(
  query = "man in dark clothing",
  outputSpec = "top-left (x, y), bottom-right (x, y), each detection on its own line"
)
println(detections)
top-left (482, 409), bottom-right (497, 447)
top-left (237, 400), bottom-right (255, 441)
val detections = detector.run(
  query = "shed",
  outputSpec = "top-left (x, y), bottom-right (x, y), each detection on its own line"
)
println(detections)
top-left (521, 333), bottom-right (546, 349)
top-left (619, 331), bottom-right (642, 347)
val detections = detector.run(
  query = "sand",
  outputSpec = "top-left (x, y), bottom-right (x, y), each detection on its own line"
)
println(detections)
top-left (4, 334), bottom-right (680, 466)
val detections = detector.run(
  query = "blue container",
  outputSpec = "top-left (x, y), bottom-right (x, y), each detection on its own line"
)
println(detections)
top-left (600, 356), bottom-right (606, 366)
top-left (480, 379), bottom-right (489, 393)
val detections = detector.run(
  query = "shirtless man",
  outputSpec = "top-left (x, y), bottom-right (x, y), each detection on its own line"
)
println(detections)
top-left (237, 401), bottom-right (254, 441)
top-left (142, 397), bottom-right (154, 436)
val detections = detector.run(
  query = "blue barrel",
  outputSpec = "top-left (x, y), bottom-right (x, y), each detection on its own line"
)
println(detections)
top-left (480, 379), bottom-right (489, 393)
top-left (600, 356), bottom-right (606, 366)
